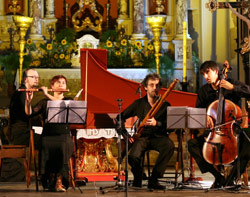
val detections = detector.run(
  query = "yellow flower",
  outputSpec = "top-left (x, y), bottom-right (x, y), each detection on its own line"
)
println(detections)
top-left (33, 60), bottom-right (41, 66)
top-left (135, 41), bottom-right (142, 48)
top-left (115, 51), bottom-right (121, 56)
top-left (65, 55), bottom-right (70, 60)
top-left (27, 39), bottom-right (33, 45)
top-left (46, 43), bottom-right (53, 50)
top-left (59, 54), bottom-right (65, 59)
top-left (54, 54), bottom-right (58, 59)
top-left (61, 39), bottom-right (67, 45)
top-left (106, 40), bottom-right (113, 48)
top-left (137, 45), bottom-right (142, 50)
top-left (121, 39), bottom-right (127, 46)
top-left (148, 45), bottom-right (154, 51)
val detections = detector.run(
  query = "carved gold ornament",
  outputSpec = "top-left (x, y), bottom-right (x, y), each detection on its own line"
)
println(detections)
top-left (72, 0), bottom-right (103, 33)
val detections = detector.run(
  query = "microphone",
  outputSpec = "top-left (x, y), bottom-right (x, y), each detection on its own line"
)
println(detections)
top-left (136, 84), bottom-right (142, 98)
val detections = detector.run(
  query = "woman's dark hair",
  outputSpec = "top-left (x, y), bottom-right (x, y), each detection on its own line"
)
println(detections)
top-left (50, 75), bottom-right (67, 86)
top-left (141, 73), bottom-right (162, 88)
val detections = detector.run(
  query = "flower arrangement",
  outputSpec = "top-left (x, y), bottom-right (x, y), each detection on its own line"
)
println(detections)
top-left (101, 30), bottom-right (156, 68)
top-left (26, 28), bottom-right (77, 68)
top-left (103, 38), bottom-right (156, 68)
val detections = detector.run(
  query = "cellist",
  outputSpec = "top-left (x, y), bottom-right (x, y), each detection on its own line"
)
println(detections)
top-left (188, 60), bottom-right (250, 188)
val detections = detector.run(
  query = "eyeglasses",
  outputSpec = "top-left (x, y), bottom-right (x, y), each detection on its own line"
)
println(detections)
top-left (27, 76), bottom-right (39, 79)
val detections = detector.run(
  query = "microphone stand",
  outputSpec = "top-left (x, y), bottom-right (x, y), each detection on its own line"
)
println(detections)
top-left (100, 99), bottom-right (124, 194)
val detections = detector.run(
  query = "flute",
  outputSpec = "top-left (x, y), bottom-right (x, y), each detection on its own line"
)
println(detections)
top-left (18, 88), bottom-right (69, 92)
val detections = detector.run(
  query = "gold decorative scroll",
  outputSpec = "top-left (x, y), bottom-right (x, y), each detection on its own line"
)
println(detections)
top-left (72, 0), bottom-right (103, 33)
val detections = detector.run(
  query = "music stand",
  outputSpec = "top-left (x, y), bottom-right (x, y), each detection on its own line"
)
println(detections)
top-left (167, 106), bottom-right (206, 188)
top-left (46, 100), bottom-right (87, 192)
top-left (46, 100), bottom-right (87, 125)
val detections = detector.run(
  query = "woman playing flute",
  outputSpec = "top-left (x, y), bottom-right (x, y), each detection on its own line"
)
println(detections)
top-left (25, 75), bottom-right (74, 192)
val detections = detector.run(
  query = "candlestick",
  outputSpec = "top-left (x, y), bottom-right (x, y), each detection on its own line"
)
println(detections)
top-left (12, 15), bottom-right (33, 85)
top-left (146, 16), bottom-right (166, 75)
top-left (183, 21), bottom-right (187, 83)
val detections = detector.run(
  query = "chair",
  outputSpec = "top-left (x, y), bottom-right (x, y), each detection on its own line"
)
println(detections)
top-left (142, 129), bottom-right (184, 186)
top-left (0, 129), bottom-right (39, 191)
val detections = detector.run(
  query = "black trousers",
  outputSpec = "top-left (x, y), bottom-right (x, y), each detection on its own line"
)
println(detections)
top-left (40, 134), bottom-right (74, 189)
top-left (128, 135), bottom-right (174, 184)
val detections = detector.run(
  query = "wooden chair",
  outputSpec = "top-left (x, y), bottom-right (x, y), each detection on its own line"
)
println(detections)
top-left (0, 129), bottom-right (39, 191)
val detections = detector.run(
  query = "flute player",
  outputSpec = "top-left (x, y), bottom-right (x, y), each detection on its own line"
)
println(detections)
top-left (9, 68), bottom-right (41, 148)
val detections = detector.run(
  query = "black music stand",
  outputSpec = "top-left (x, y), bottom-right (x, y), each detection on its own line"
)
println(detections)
top-left (46, 100), bottom-right (87, 192)
top-left (167, 106), bottom-right (206, 189)
top-left (46, 100), bottom-right (87, 125)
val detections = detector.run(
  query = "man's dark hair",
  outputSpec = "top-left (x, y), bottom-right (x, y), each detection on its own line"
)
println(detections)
top-left (199, 61), bottom-right (219, 75)
top-left (50, 75), bottom-right (67, 86)
top-left (141, 73), bottom-right (162, 88)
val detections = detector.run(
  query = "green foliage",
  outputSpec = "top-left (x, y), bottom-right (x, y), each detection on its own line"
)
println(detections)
top-left (0, 50), bottom-right (31, 83)
top-left (100, 29), bottom-right (119, 43)
top-left (147, 51), bottom-right (176, 87)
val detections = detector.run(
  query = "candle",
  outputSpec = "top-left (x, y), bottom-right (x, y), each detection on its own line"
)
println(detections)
top-left (183, 21), bottom-right (187, 82)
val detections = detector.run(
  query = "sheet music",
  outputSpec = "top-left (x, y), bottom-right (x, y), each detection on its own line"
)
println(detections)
top-left (167, 106), bottom-right (206, 129)
top-left (46, 100), bottom-right (87, 124)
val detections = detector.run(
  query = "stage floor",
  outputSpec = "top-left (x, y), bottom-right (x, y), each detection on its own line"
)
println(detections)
top-left (0, 171), bottom-right (249, 197)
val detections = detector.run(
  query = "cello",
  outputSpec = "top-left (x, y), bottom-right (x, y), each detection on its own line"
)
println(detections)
top-left (202, 61), bottom-right (245, 165)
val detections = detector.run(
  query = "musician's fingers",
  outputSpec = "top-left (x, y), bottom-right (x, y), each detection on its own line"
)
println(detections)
top-left (206, 116), bottom-right (214, 129)
top-left (129, 138), bottom-right (134, 143)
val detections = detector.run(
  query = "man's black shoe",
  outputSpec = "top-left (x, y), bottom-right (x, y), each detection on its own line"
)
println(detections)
top-left (210, 176), bottom-right (225, 189)
top-left (147, 181), bottom-right (165, 190)
top-left (132, 180), bottom-right (142, 188)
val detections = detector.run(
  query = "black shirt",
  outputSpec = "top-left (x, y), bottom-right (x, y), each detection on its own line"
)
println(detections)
top-left (196, 78), bottom-right (250, 109)
top-left (9, 85), bottom-right (29, 126)
top-left (119, 95), bottom-right (171, 137)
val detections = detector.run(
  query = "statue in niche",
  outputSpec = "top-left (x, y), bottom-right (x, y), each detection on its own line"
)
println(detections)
top-left (134, 0), bottom-right (144, 33)
top-left (30, 0), bottom-right (42, 34)
top-left (119, 0), bottom-right (128, 16)
top-left (176, 0), bottom-right (186, 34)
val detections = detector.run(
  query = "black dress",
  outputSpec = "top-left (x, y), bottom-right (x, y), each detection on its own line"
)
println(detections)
top-left (32, 97), bottom-right (74, 189)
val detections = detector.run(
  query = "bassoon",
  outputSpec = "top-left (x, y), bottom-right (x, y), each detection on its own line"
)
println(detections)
top-left (133, 78), bottom-right (179, 138)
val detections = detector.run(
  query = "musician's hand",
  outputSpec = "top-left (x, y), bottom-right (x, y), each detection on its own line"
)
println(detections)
top-left (145, 118), bottom-right (157, 126)
top-left (25, 91), bottom-right (33, 115)
top-left (25, 91), bottom-right (33, 104)
top-left (206, 115), bottom-right (214, 129)
top-left (40, 86), bottom-right (48, 96)
top-left (220, 79), bottom-right (234, 90)
top-left (129, 137), bottom-right (134, 143)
